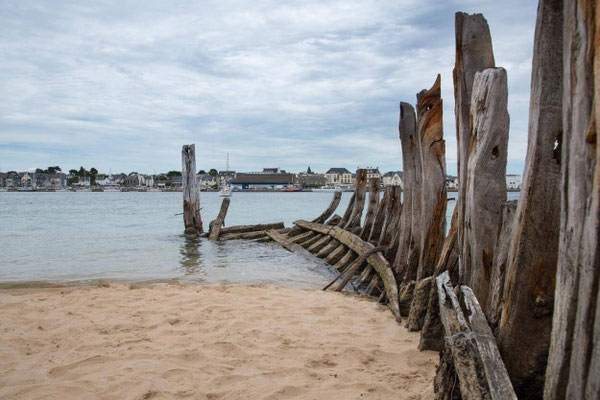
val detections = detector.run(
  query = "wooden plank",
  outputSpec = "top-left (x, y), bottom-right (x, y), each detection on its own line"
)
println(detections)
top-left (461, 67), bottom-right (509, 310)
top-left (181, 144), bottom-right (203, 234)
top-left (265, 230), bottom-right (298, 252)
top-left (295, 219), bottom-right (401, 322)
top-left (208, 197), bottom-right (231, 241)
top-left (360, 178), bottom-right (381, 240)
top-left (219, 222), bottom-right (284, 235)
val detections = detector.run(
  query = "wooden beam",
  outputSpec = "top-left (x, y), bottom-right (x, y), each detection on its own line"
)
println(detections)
top-left (208, 197), bottom-right (230, 241)
top-left (265, 230), bottom-right (299, 252)
top-left (295, 219), bottom-right (401, 322)
top-left (218, 222), bottom-right (284, 235)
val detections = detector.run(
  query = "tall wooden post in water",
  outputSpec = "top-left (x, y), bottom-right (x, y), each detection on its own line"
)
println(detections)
top-left (182, 144), bottom-right (203, 234)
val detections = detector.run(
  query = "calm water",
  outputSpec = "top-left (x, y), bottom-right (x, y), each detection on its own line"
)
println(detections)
top-left (0, 191), bottom-right (519, 288)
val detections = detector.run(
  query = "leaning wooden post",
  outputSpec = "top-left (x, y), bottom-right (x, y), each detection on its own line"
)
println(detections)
top-left (545, 1), bottom-right (598, 398)
top-left (461, 67), bottom-right (509, 311)
top-left (415, 75), bottom-right (447, 280)
top-left (454, 12), bottom-right (495, 283)
top-left (182, 144), bottom-right (203, 234)
top-left (208, 197), bottom-right (231, 241)
top-left (495, 0), bottom-right (562, 395)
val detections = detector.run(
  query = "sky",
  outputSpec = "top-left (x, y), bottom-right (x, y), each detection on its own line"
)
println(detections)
top-left (0, 0), bottom-right (538, 175)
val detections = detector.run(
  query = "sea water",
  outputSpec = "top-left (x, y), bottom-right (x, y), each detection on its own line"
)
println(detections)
top-left (0, 191), bottom-right (519, 287)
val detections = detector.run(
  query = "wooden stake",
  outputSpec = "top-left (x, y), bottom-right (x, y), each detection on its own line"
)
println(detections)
top-left (208, 197), bottom-right (230, 241)
top-left (182, 144), bottom-right (203, 234)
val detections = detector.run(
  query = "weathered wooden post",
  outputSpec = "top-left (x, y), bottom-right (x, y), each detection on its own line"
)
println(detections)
top-left (208, 197), bottom-right (230, 241)
top-left (545, 1), bottom-right (598, 398)
top-left (493, 0), bottom-right (563, 396)
top-left (454, 12), bottom-right (495, 283)
top-left (415, 74), bottom-right (446, 281)
top-left (461, 67), bottom-right (509, 310)
top-left (182, 144), bottom-right (203, 234)
top-left (395, 103), bottom-right (422, 284)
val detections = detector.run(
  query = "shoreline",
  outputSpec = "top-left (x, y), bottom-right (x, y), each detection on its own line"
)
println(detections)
top-left (0, 282), bottom-right (437, 399)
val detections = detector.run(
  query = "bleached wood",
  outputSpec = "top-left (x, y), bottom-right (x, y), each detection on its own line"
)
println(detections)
top-left (208, 197), bottom-right (230, 241)
top-left (181, 144), bottom-right (203, 234)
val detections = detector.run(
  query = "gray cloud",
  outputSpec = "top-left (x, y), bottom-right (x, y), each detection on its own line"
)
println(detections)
top-left (0, 0), bottom-right (537, 174)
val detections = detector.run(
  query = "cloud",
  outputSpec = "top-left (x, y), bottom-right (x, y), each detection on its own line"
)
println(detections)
top-left (0, 0), bottom-right (537, 175)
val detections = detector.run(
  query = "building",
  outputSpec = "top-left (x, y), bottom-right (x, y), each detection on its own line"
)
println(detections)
top-left (325, 168), bottom-right (353, 185)
top-left (297, 173), bottom-right (327, 188)
top-left (230, 173), bottom-right (295, 190)
top-left (197, 173), bottom-right (217, 189)
top-left (382, 171), bottom-right (403, 187)
top-left (506, 174), bottom-right (522, 190)
top-left (364, 167), bottom-right (382, 181)
top-left (446, 176), bottom-right (458, 190)
top-left (217, 170), bottom-right (236, 186)
top-left (20, 173), bottom-right (33, 187)
top-left (261, 167), bottom-right (286, 174)
top-left (35, 173), bottom-right (67, 189)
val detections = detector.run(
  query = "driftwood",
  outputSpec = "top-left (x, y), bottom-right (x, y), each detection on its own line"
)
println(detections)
top-left (436, 271), bottom-right (517, 399)
top-left (368, 187), bottom-right (389, 244)
top-left (405, 276), bottom-right (433, 331)
top-left (545, 1), bottom-right (599, 398)
top-left (220, 229), bottom-right (286, 241)
top-left (454, 12), bottom-right (495, 283)
top-left (416, 75), bottom-right (447, 280)
top-left (398, 280), bottom-right (416, 317)
top-left (322, 246), bottom-right (385, 291)
top-left (295, 220), bottom-right (401, 322)
top-left (219, 222), bottom-right (284, 235)
top-left (360, 178), bottom-right (380, 240)
top-left (181, 144), bottom-right (203, 234)
top-left (265, 230), bottom-right (299, 252)
top-left (484, 201), bottom-right (518, 329)
top-left (208, 197), bottom-right (231, 241)
top-left (394, 102), bottom-right (420, 282)
top-left (494, 1), bottom-right (563, 395)
top-left (461, 67), bottom-right (509, 310)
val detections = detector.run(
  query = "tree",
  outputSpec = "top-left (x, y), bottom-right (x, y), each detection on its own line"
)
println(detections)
top-left (90, 167), bottom-right (98, 175)
top-left (198, 169), bottom-right (206, 175)
top-left (167, 170), bottom-right (182, 178)
top-left (67, 176), bottom-right (79, 185)
top-left (35, 168), bottom-right (44, 174)
top-left (156, 174), bottom-right (168, 181)
top-left (69, 169), bottom-right (78, 176)
top-left (78, 166), bottom-right (86, 176)
top-left (209, 168), bottom-right (218, 176)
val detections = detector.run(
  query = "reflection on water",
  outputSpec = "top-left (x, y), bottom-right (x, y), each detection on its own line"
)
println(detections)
top-left (179, 234), bottom-right (205, 277)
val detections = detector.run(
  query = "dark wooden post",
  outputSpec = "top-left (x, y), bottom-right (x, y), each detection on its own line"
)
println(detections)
top-left (545, 1), bottom-right (599, 398)
top-left (182, 144), bottom-right (203, 234)
top-left (494, 0), bottom-right (563, 395)
top-left (208, 197), bottom-right (231, 241)
top-left (454, 12), bottom-right (495, 283)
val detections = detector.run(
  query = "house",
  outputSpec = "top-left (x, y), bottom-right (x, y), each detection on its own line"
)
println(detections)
top-left (446, 175), bottom-right (458, 190)
top-left (325, 168), bottom-right (353, 185)
top-left (297, 173), bottom-right (327, 188)
top-left (230, 173), bottom-right (295, 190)
top-left (20, 173), bottom-right (33, 187)
top-left (35, 173), bottom-right (67, 189)
top-left (143, 175), bottom-right (154, 187)
top-left (506, 174), bottom-right (522, 190)
top-left (383, 171), bottom-right (403, 187)
top-left (364, 167), bottom-right (382, 181)
top-left (197, 173), bottom-right (217, 188)
top-left (0, 173), bottom-right (5, 187)
top-left (218, 170), bottom-right (236, 186)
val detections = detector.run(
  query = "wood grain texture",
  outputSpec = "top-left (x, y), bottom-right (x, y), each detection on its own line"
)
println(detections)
top-left (181, 144), bottom-right (203, 234)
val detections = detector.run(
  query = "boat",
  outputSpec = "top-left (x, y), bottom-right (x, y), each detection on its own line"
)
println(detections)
top-left (218, 153), bottom-right (233, 198)
top-left (281, 185), bottom-right (301, 192)
top-left (312, 185), bottom-right (342, 193)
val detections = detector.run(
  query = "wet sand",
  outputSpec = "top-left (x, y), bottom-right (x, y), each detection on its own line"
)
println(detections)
top-left (0, 283), bottom-right (437, 399)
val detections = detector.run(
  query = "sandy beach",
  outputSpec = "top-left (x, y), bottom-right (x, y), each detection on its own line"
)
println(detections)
top-left (0, 283), bottom-right (437, 400)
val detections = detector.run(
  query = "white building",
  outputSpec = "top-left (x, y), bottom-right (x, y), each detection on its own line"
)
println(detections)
top-left (382, 171), bottom-right (403, 187)
top-left (325, 168), bottom-right (353, 185)
top-left (506, 174), bottom-right (522, 190)
top-left (363, 167), bottom-right (382, 181)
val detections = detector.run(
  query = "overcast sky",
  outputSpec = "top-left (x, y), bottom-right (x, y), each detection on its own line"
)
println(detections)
top-left (0, 0), bottom-right (537, 175)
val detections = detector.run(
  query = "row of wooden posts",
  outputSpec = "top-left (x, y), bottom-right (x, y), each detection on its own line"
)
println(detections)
top-left (181, 1), bottom-right (598, 398)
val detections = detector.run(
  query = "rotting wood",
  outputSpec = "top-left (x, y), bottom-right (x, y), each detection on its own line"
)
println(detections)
top-left (220, 228), bottom-right (288, 241)
top-left (208, 197), bottom-right (231, 241)
top-left (218, 222), bottom-right (284, 235)
top-left (367, 188), bottom-right (389, 244)
top-left (322, 246), bottom-right (385, 291)
top-left (394, 102), bottom-right (420, 282)
top-left (495, 1), bottom-right (562, 395)
top-left (291, 230), bottom-right (318, 244)
top-left (406, 276), bottom-right (433, 332)
top-left (436, 271), bottom-right (517, 399)
top-left (398, 280), bottom-right (416, 317)
top-left (486, 201), bottom-right (518, 329)
top-left (420, 207), bottom-right (460, 352)
top-left (265, 230), bottom-right (298, 252)
top-left (333, 250), bottom-right (356, 272)
top-left (360, 178), bottom-right (381, 240)
top-left (545, 1), bottom-right (599, 398)
top-left (296, 219), bottom-right (401, 322)
top-left (461, 67), bottom-right (509, 310)
top-left (416, 75), bottom-right (447, 280)
top-left (325, 244), bottom-right (347, 265)
top-left (454, 12), bottom-right (495, 283)
top-left (182, 144), bottom-right (203, 234)
top-left (365, 275), bottom-right (380, 296)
